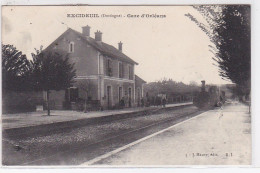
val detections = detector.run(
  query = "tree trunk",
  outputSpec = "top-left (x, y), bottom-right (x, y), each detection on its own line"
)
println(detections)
top-left (84, 91), bottom-right (88, 113)
top-left (84, 99), bottom-right (87, 113)
top-left (46, 90), bottom-right (50, 116)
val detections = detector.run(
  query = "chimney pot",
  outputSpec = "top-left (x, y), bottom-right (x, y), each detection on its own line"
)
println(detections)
top-left (118, 41), bottom-right (123, 52)
top-left (82, 25), bottom-right (91, 37)
top-left (95, 30), bottom-right (102, 42)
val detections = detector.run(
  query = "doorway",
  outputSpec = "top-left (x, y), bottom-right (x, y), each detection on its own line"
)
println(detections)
top-left (128, 88), bottom-right (132, 107)
top-left (107, 86), bottom-right (112, 109)
top-left (137, 88), bottom-right (141, 107)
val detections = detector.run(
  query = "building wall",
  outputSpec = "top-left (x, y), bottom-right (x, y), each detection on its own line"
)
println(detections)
top-left (103, 78), bottom-right (134, 108)
top-left (135, 80), bottom-right (144, 106)
top-left (44, 90), bottom-right (65, 110)
top-left (122, 81), bottom-right (135, 107)
top-left (50, 30), bottom-right (99, 76)
top-left (102, 55), bottom-right (136, 109)
top-left (74, 78), bottom-right (99, 101)
top-left (103, 56), bottom-right (134, 80)
top-left (46, 30), bottom-right (139, 110)
top-left (2, 91), bottom-right (43, 113)
top-left (44, 79), bottom-right (99, 110)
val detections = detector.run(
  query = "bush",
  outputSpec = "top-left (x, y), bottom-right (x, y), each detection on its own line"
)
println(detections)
top-left (3, 101), bottom-right (36, 114)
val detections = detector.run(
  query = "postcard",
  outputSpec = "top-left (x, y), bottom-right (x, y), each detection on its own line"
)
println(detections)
top-left (1, 5), bottom-right (251, 166)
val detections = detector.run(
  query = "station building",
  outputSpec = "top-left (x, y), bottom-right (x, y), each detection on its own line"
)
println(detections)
top-left (44, 26), bottom-right (146, 110)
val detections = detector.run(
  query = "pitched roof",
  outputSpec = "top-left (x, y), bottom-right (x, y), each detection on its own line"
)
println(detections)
top-left (46, 28), bottom-right (138, 65)
top-left (135, 75), bottom-right (146, 83)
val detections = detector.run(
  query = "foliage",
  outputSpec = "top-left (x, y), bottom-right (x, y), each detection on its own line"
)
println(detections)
top-left (30, 49), bottom-right (76, 92)
top-left (75, 80), bottom-right (95, 112)
top-left (2, 44), bottom-right (31, 91)
top-left (226, 84), bottom-right (250, 100)
top-left (185, 5), bottom-right (250, 94)
top-left (76, 80), bottom-right (94, 97)
top-left (30, 48), bottom-right (76, 115)
top-left (2, 44), bottom-right (76, 114)
top-left (144, 78), bottom-right (200, 98)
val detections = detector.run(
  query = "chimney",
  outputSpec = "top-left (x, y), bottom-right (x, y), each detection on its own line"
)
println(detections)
top-left (95, 30), bottom-right (102, 42)
top-left (82, 25), bottom-right (91, 37)
top-left (201, 80), bottom-right (206, 92)
top-left (118, 41), bottom-right (123, 52)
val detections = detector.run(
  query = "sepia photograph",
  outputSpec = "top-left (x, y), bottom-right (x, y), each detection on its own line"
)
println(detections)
top-left (1, 4), bottom-right (251, 166)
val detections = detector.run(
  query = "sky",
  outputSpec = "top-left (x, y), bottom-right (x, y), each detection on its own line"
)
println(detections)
top-left (2, 5), bottom-right (232, 85)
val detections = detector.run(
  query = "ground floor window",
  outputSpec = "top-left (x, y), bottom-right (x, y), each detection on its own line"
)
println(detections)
top-left (119, 87), bottom-right (122, 101)
top-left (128, 87), bottom-right (132, 107)
top-left (65, 87), bottom-right (78, 102)
top-left (106, 86), bottom-right (112, 108)
top-left (137, 87), bottom-right (141, 106)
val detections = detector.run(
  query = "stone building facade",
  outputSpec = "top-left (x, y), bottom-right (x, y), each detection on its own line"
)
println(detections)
top-left (44, 26), bottom-right (146, 110)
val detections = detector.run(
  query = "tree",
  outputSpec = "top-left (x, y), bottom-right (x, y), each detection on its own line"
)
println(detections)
top-left (2, 44), bottom-right (31, 91)
top-left (185, 5), bottom-right (250, 96)
top-left (144, 78), bottom-right (200, 104)
top-left (76, 80), bottom-right (95, 112)
top-left (31, 49), bottom-right (76, 116)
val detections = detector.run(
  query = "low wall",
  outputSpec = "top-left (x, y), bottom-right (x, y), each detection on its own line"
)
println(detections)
top-left (2, 91), bottom-right (43, 114)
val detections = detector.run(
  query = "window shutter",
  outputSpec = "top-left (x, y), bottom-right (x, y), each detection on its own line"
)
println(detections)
top-left (107, 59), bottom-right (110, 76)
top-left (107, 59), bottom-right (113, 76)
top-left (104, 58), bottom-right (108, 76)
top-left (119, 63), bottom-right (124, 78)
top-left (122, 63), bottom-right (125, 78)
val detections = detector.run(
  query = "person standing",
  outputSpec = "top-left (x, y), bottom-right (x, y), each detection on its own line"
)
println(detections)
top-left (162, 97), bottom-right (166, 107)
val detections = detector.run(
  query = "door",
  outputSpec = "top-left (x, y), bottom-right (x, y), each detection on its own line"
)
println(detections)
top-left (119, 87), bottom-right (122, 103)
top-left (128, 88), bottom-right (132, 107)
top-left (107, 86), bottom-right (112, 108)
top-left (137, 88), bottom-right (141, 106)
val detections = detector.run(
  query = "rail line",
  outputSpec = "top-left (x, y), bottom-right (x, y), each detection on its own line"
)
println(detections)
top-left (16, 107), bottom-right (204, 165)
top-left (3, 104), bottom-right (192, 139)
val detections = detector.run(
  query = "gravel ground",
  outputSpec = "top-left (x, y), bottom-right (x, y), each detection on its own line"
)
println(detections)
top-left (2, 106), bottom-right (198, 165)
top-left (2, 102), bottom-right (192, 129)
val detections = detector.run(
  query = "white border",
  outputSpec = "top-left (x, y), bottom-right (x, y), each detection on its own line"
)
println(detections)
top-left (0, 0), bottom-right (257, 5)
top-left (1, 0), bottom-right (259, 172)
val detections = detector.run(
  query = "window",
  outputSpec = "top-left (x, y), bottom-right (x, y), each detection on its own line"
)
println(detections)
top-left (119, 62), bottom-right (124, 78)
top-left (128, 87), bottom-right (132, 107)
top-left (128, 65), bottom-right (133, 80)
top-left (66, 87), bottom-right (78, 102)
top-left (69, 42), bottom-right (74, 53)
top-left (106, 59), bottom-right (113, 76)
top-left (119, 87), bottom-right (123, 101)
top-left (107, 86), bottom-right (112, 108)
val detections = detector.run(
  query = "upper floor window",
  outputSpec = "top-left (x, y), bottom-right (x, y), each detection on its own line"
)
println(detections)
top-left (128, 65), bottom-right (133, 80)
top-left (69, 42), bottom-right (74, 53)
top-left (119, 62), bottom-right (124, 78)
top-left (106, 58), bottom-right (113, 76)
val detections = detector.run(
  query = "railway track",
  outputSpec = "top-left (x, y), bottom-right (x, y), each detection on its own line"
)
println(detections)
top-left (3, 105), bottom-right (206, 165)
top-left (3, 104), bottom-right (192, 139)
